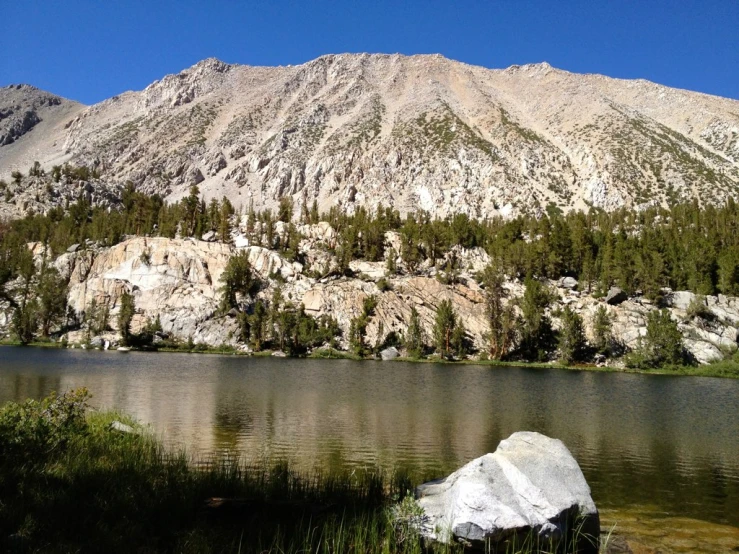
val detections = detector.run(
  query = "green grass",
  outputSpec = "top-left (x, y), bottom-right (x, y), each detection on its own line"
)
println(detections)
top-left (0, 390), bottom-right (604, 554)
top-left (309, 347), bottom-right (363, 360)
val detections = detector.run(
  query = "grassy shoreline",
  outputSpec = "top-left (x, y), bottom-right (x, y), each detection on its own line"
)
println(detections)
top-left (0, 390), bottom-right (603, 553)
top-left (2, 339), bottom-right (738, 379)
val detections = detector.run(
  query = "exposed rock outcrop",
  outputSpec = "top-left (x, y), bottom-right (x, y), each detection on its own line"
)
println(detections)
top-left (414, 432), bottom-right (599, 552)
top-left (2, 235), bottom-right (737, 364)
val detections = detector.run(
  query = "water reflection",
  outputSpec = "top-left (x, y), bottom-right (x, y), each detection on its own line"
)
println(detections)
top-left (1, 346), bottom-right (738, 527)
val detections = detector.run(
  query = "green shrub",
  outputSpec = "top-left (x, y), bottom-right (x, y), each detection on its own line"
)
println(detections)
top-left (626, 309), bottom-right (686, 368)
top-left (376, 277), bottom-right (392, 292)
top-left (0, 388), bottom-right (90, 468)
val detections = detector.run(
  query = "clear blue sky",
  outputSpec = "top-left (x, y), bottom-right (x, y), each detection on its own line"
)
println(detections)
top-left (2, 1), bottom-right (738, 104)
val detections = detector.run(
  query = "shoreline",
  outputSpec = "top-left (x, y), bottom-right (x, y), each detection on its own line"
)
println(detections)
top-left (2, 392), bottom-right (738, 553)
top-left (2, 340), bottom-right (737, 380)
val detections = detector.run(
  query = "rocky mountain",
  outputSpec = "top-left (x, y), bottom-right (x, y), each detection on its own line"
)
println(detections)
top-left (1, 54), bottom-right (739, 219)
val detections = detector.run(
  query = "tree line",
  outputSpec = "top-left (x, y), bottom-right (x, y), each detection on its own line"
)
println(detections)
top-left (1, 178), bottom-right (734, 366)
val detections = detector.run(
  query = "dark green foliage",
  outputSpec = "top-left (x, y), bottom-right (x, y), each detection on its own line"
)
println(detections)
top-left (37, 266), bottom-right (68, 338)
top-left (277, 196), bottom-right (294, 223)
top-left (518, 277), bottom-right (556, 361)
top-left (219, 251), bottom-right (259, 312)
top-left (247, 299), bottom-right (269, 350)
top-left (481, 265), bottom-right (518, 359)
top-left (433, 299), bottom-right (466, 359)
top-left (84, 298), bottom-right (109, 336)
top-left (627, 309), bottom-right (686, 368)
top-left (376, 277), bottom-right (392, 292)
top-left (718, 249), bottom-right (739, 295)
top-left (404, 307), bottom-right (425, 359)
top-left (558, 306), bottom-right (587, 364)
top-left (348, 315), bottom-right (368, 357)
top-left (262, 287), bottom-right (339, 355)
top-left (0, 388), bottom-right (90, 468)
top-left (117, 291), bottom-right (136, 345)
top-left (362, 295), bottom-right (378, 318)
top-left (685, 295), bottom-right (712, 321)
top-left (385, 247), bottom-right (398, 275)
top-left (399, 215), bottom-right (423, 273)
top-left (12, 297), bottom-right (39, 344)
top-left (5, 178), bottom-right (739, 300)
top-left (6, 173), bottom-right (739, 366)
top-left (592, 306), bottom-right (613, 354)
top-left (2, 390), bottom-right (459, 554)
top-left (28, 160), bottom-right (44, 177)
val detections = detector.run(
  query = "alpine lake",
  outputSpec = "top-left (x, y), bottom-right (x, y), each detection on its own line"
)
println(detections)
top-left (1, 346), bottom-right (738, 552)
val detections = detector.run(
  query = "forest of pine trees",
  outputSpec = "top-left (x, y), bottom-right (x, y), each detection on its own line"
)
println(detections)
top-left (3, 179), bottom-right (739, 367)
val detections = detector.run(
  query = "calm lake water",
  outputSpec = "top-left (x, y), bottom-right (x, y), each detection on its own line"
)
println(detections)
top-left (1, 346), bottom-right (738, 547)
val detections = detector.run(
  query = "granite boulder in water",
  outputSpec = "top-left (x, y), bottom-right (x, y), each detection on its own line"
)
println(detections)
top-left (414, 431), bottom-right (599, 552)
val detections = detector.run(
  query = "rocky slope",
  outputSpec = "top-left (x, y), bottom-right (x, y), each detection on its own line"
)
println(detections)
top-left (4, 225), bottom-right (737, 365)
top-left (2, 54), bottom-right (739, 219)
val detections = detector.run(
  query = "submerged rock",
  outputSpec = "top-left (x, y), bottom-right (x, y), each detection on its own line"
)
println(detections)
top-left (414, 431), bottom-right (599, 552)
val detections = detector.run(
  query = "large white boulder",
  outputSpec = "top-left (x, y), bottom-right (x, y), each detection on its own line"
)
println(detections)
top-left (415, 432), bottom-right (599, 552)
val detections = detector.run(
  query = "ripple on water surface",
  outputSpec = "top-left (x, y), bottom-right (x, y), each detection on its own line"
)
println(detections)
top-left (1, 346), bottom-right (739, 543)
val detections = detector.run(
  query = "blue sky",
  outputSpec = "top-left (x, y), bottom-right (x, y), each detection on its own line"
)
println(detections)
top-left (2, 1), bottom-right (738, 104)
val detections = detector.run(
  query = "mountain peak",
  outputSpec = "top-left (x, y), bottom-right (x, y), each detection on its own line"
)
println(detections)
top-left (2, 54), bottom-right (738, 219)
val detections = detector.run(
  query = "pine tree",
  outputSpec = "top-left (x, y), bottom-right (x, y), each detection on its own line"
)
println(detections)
top-left (518, 276), bottom-right (555, 361)
top-left (385, 248), bottom-right (398, 276)
top-left (405, 306), bottom-right (424, 359)
top-left (310, 199), bottom-right (319, 224)
top-left (558, 306), bottom-right (587, 364)
top-left (219, 251), bottom-right (258, 312)
top-left (400, 216), bottom-right (422, 273)
top-left (278, 197), bottom-right (294, 223)
top-left (348, 316), bottom-right (368, 357)
top-left (37, 266), bottom-right (68, 338)
top-left (592, 305), bottom-right (613, 354)
top-left (627, 309), bottom-right (685, 368)
top-left (248, 300), bottom-right (268, 350)
top-left (433, 299), bottom-right (458, 359)
top-left (481, 265), bottom-right (518, 359)
top-left (12, 298), bottom-right (38, 344)
top-left (117, 291), bottom-right (135, 346)
top-left (219, 197), bottom-right (234, 243)
top-left (717, 249), bottom-right (739, 295)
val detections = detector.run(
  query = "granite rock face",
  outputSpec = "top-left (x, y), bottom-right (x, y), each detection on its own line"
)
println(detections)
top-left (1, 234), bottom-right (738, 364)
top-left (414, 432), bottom-right (599, 552)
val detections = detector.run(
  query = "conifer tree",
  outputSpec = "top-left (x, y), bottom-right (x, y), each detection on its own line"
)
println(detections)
top-left (558, 305), bottom-right (587, 364)
top-left (117, 291), bottom-right (135, 346)
top-left (405, 306), bottom-right (424, 359)
top-left (219, 197), bottom-right (234, 243)
top-left (627, 309), bottom-right (685, 368)
top-left (248, 300), bottom-right (268, 350)
top-left (481, 265), bottom-right (518, 359)
top-left (518, 276), bottom-right (555, 361)
top-left (37, 266), bottom-right (68, 338)
top-left (433, 299), bottom-right (458, 359)
top-left (219, 251), bottom-right (258, 312)
top-left (592, 305), bottom-right (613, 354)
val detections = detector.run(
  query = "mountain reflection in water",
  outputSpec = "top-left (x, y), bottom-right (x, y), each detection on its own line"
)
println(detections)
top-left (1, 346), bottom-right (738, 532)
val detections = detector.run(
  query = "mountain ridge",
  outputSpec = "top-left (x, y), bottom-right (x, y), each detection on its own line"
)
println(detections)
top-left (2, 53), bottom-right (738, 219)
